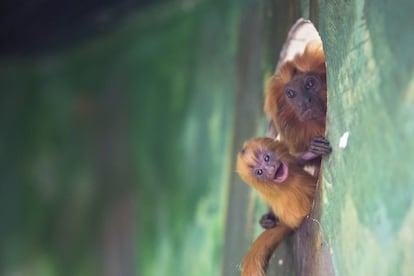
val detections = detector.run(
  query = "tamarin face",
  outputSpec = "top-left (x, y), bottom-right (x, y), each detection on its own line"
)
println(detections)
top-left (284, 71), bottom-right (326, 122)
top-left (250, 148), bottom-right (288, 183)
top-left (237, 138), bottom-right (290, 185)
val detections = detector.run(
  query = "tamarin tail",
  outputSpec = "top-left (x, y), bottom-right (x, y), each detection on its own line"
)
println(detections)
top-left (241, 224), bottom-right (292, 276)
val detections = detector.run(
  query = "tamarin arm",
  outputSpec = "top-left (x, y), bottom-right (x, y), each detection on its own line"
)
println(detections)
top-left (259, 208), bottom-right (279, 229)
top-left (297, 136), bottom-right (332, 166)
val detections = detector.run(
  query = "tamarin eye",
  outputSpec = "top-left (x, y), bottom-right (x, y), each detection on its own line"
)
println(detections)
top-left (305, 77), bottom-right (316, 89)
top-left (256, 169), bottom-right (264, 176)
top-left (285, 89), bottom-right (296, 98)
top-left (264, 154), bottom-right (270, 162)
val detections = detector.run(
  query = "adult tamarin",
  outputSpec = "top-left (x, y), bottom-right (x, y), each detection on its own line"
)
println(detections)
top-left (264, 40), bottom-right (330, 165)
top-left (236, 137), bottom-right (317, 276)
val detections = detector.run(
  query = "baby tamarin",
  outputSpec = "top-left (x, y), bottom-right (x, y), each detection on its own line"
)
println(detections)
top-left (264, 40), bottom-right (330, 164)
top-left (236, 137), bottom-right (317, 276)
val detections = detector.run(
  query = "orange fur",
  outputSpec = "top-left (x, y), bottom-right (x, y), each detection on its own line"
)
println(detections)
top-left (264, 40), bottom-right (327, 155)
top-left (236, 138), bottom-right (317, 276)
top-left (241, 225), bottom-right (292, 276)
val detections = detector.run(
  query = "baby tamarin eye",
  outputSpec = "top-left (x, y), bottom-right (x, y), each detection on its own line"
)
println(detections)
top-left (256, 169), bottom-right (264, 176)
top-left (264, 154), bottom-right (270, 162)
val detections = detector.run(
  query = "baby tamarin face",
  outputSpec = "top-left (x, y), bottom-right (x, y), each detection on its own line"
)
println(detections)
top-left (247, 148), bottom-right (288, 183)
top-left (237, 138), bottom-right (293, 185)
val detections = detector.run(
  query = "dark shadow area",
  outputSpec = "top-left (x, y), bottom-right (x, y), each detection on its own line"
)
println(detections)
top-left (0, 0), bottom-right (160, 56)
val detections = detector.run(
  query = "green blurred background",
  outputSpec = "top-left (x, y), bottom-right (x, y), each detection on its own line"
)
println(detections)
top-left (0, 0), bottom-right (254, 275)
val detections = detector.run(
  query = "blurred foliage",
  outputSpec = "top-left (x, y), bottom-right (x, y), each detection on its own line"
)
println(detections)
top-left (0, 0), bottom-right (247, 275)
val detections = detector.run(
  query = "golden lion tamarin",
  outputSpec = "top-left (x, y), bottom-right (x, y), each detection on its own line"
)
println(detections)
top-left (264, 40), bottom-right (331, 165)
top-left (236, 137), bottom-right (317, 276)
